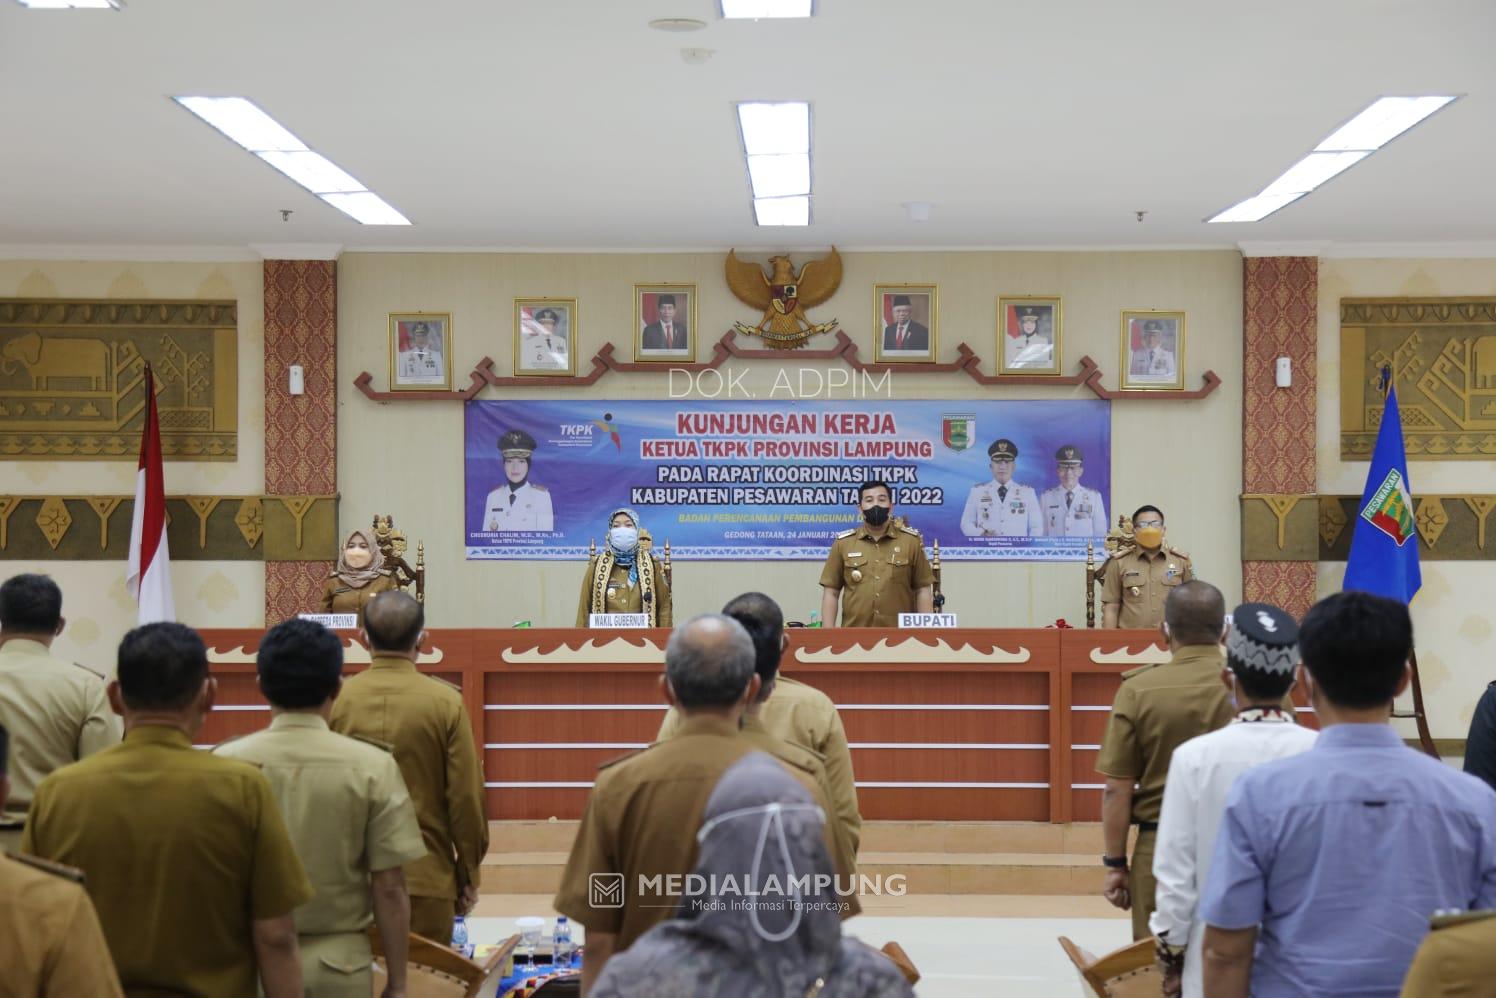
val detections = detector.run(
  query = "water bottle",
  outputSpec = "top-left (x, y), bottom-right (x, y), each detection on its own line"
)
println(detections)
top-left (451, 915), bottom-right (474, 958)
top-left (552, 915), bottom-right (573, 969)
top-left (809, 610), bottom-right (822, 628)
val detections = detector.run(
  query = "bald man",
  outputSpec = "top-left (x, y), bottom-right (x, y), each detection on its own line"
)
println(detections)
top-left (329, 593), bottom-right (487, 942)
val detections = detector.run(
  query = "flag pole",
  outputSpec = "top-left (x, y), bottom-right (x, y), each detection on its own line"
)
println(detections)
top-left (1378, 366), bottom-right (1438, 758)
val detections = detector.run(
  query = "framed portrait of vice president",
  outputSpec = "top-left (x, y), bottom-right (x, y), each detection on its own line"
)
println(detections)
top-left (873, 284), bottom-right (938, 363)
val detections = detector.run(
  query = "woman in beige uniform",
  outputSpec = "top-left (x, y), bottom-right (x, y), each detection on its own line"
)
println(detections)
top-left (576, 508), bottom-right (672, 627)
top-left (319, 528), bottom-right (398, 618)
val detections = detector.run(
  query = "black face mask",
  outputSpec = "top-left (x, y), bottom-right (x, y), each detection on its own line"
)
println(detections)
top-left (862, 505), bottom-right (890, 527)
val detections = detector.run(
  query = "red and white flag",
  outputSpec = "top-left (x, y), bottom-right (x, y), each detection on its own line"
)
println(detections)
top-left (126, 365), bottom-right (174, 623)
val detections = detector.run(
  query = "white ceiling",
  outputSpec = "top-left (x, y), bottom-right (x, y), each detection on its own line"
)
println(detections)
top-left (2, 0), bottom-right (1494, 253)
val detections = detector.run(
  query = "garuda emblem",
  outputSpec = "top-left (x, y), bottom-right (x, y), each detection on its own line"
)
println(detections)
top-left (725, 247), bottom-right (842, 349)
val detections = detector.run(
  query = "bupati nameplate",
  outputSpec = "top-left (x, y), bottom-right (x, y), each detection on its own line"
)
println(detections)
top-left (0, 299), bottom-right (238, 460)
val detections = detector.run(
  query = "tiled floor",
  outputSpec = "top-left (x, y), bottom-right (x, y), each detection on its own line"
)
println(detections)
top-left (469, 894), bottom-right (1131, 996)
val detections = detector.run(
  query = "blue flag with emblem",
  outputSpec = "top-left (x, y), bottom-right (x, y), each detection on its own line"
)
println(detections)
top-left (1343, 370), bottom-right (1421, 603)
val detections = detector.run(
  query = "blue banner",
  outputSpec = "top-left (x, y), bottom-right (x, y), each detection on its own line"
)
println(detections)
top-left (465, 399), bottom-right (1111, 560)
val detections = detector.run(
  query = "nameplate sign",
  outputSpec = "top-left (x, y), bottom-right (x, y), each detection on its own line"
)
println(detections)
top-left (298, 613), bottom-right (359, 630)
top-left (899, 613), bottom-right (958, 628)
top-left (589, 613), bottom-right (650, 629)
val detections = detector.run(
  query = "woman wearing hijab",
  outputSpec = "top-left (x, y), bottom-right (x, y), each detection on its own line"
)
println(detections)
top-left (576, 508), bottom-right (672, 627)
top-left (591, 752), bottom-right (911, 998)
top-left (319, 528), bottom-right (397, 618)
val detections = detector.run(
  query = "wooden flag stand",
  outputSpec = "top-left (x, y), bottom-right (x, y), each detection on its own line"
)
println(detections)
top-left (1396, 650), bottom-right (1439, 758)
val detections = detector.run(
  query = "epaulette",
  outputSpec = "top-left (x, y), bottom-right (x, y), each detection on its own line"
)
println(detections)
top-left (426, 674), bottom-right (462, 693)
top-left (70, 660), bottom-right (105, 680)
top-left (1167, 545), bottom-right (1191, 559)
top-left (596, 746), bottom-right (647, 771)
top-left (349, 733), bottom-right (395, 753)
top-left (1430, 909), bottom-right (1496, 931)
top-left (897, 523), bottom-right (922, 537)
top-left (764, 738), bottom-right (823, 774)
top-left (1121, 662), bottom-right (1160, 679)
top-left (3, 851), bottom-right (85, 884)
top-left (835, 528), bottom-right (857, 539)
top-left (531, 483), bottom-right (549, 493)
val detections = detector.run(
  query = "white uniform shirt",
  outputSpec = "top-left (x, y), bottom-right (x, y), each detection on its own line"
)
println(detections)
top-left (1040, 485), bottom-right (1107, 536)
top-left (960, 480), bottom-right (1042, 537)
top-left (398, 348), bottom-right (444, 382)
top-left (1133, 347), bottom-right (1176, 379)
top-left (482, 481), bottom-right (554, 531)
top-left (1149, 714), bottom-right (1318, 998)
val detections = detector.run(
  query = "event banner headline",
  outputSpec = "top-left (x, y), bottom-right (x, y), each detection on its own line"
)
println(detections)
top-left (465, 400), bottom-right (1111, 560)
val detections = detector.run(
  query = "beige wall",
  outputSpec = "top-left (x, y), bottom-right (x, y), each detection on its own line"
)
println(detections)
top-left (0, 260), bottom-right (266, 673)
top-left (1318, 258), bottom-right (1496, 738)
top-left (338, 250), bottom-right (1244, 630)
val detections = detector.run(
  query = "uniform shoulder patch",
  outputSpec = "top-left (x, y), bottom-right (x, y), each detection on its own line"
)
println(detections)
top-left (1121, 663), bottom-right (1159, 679)
top-left (531, 483), bottom-right (549, 493)
top-left (1430, 909), bottom-right (1496, 931)
top-left (897, 523), bottom-right (922, 537)
top-left (835, 528), bottom-right (857, 539)
top-left (69, 660), bottom-right (105, 680)
top-left (1167, 545), bottom-right (1190, 559)
top-left (348, 733), bottom-right (395, 753)
top-left (4, 851), bottom-right (85, 884)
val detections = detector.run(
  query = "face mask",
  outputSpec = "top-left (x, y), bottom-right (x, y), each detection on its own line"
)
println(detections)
top-left (609, 526), bottom-right (639, 551)
top-left (345, 545), bottom-right (372, 569)
top-left (862, 505), bottom-right (890, 527)
top-left (1135, 526), bottom-right (1164, 549)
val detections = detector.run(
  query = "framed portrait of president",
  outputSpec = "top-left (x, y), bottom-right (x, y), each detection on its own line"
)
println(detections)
top-left (998, 296), bottom-right (1062, 375)
top-left (634, 283), bottom-right (697, 363)
top-left (873, 283), bottom-right (938, 363)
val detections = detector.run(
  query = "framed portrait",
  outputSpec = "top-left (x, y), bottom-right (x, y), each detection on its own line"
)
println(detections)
top-left (1120, 310), bottom-right (1186, 390)
top-left (997, 296), bottom-right (1063, 375)
top-left (634, 283), bottom-right (697, 363)
top-left (389, 312), bottom-right (454, 391)
top-left (514, 298), bottom-right (578, 377)
top-left (873, 284), bottom-right (938, 363)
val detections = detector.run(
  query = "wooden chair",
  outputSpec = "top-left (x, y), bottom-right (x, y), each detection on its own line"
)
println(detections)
top-left (369, 929), bottom-right (517, 998)
top-left (1057, 936), bottom-right (1158, 997)
top-left (1085, 515), bottom-right (1135, 627)
top-left (371, 513), bottom-right (426, 604)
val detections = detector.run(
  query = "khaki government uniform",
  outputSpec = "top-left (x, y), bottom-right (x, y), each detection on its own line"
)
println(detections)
top-left (0, 637), bottom-right (121, 851)
top-left (216, 713), bottom-right (428, 995)
top-left (658, 675), bottom-right (863, 854)
top-left (21, 725), bottom-right (314, 997)
top-left (0, 851), bottom-right (123, 997)
top-left (1094, 646), bottom-right (1234, 940)
top-left (739, 712), bottom-right (860, 878)
top-left (329, 655), bottom-right (489, 942)
top-left (319, 572), bottom-right (399, 620)
top-left (1100, 544), bottom-right (1195, 629)
top-left (1401, 910), bottom-right (1496, 997)
top-left (575, 555), bottom-right (674, 627)
top-left (819, 524), bottom-right (934, 627)
top-left (554, 714), bottom-right (860, 952)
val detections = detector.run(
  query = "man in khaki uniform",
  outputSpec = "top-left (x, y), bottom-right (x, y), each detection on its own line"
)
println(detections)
top-left (22, 622), bottom-right (312, 997)
top-left (217, 619), bottom-right (427, 997)
top-left (1095, 580), bottom-right (1232, 940)
top-left (1101, 505), bottom-right (1195, 629)
top-left (1401, 911), bottom-right (1496, 996)
top-left (555, 614), bottom-right (859, 994)
top-left (330, 591), bottom-right (488, 942)
top-left (819, 480), bottom-right (935, 627)
top-left (657, 591), bottom-right (863, 855)
top-left (0, 574), bottom-right (120, 851)
top-left (0, 722), bottom-right (124, 997)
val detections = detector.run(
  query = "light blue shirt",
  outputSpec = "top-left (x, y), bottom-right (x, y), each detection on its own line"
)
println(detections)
top-left (1200, 722), bottom-right (1496, 997)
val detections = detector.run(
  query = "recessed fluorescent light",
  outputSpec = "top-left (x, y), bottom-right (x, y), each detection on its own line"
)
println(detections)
top-left (737, 102), bottom-right (809, 155)
top-left (15, 0), bottom-right (122, 7)
top-left (747, 154), bottom-right (810, 198)
top-left (1316, 96), bottom-right (1457, 152)
top-left (1207, 94), bottom-right (1458, 223)
top-left (175, 96), bottom-right (410, 225)
top-left (721, 0), bottom-right (812, 18)
top-left (753, 196), bottom-right (810, 226)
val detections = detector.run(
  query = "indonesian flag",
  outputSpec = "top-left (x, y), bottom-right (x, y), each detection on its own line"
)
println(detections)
top-left (127, 365), bottom-right (175, 623)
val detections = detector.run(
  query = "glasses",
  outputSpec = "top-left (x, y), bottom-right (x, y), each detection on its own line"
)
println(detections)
top-left (1135, 521), bottom-right (1164, 529)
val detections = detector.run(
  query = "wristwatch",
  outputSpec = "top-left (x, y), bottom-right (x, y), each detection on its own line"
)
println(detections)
top-left (1102, 854), bottom-right (1128, 870)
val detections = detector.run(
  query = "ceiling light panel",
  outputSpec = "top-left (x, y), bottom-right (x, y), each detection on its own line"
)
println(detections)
top-left (737, 102), bottom-right (809, 154)
top-left (720, 0), bottom-right (812, 18)
top-left (174, 96), bottom-right (409, 225)
top-left (747, 154), bottom-right (810, 198)
top-left (1207, 94), bottom-right (1458, 223)
top-left (735, 102), bottom-right (812, 225)
top-left (15, 0), bottom-right (122, 8)
top-left (753, 196), bottom-right (810, 226)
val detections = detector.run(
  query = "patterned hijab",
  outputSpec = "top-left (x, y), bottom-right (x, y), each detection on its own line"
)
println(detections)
top-left (334, 528), bottom-right (385, 589)
top-left (607, 507), bottom-right (643, 585)
top-left (590, 753), bottom-right (912, 998)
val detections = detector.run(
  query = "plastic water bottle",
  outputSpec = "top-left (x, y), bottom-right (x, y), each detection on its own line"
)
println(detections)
top-left (451, 915), bottom-right (474, 959)
top-left (552, 916), bottom-right (573, 969)
top-left (809, 610), bottom-right (822, 628)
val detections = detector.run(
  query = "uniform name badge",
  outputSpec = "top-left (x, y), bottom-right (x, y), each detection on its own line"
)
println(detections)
top-left (298, 613), bottom-right (359, 630)
top-left (589, 613), bottom-right (650, 628)
top-left (899, 612), bottom-right (958, 628)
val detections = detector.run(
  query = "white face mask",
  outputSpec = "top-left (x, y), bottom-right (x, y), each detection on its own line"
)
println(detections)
top-left (609, 526), bottom-right (639, 552)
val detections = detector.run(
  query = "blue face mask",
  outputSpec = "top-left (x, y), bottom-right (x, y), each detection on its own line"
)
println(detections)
top-left (609, 526), bottom-right (639, 552)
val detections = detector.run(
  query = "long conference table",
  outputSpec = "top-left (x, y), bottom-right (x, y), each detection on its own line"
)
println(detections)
top-left (197, 627), bottom-right (1259, 824)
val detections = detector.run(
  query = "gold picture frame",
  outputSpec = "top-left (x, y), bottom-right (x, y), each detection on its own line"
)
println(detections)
top-left (997, 296), bottom-right (1063, 375)
top-left (872, 283), bottom-right (938, 363)
top-left (388, 312), bottom-right (454, 391)
top-left (1120, 310), bottom-right (1186, 390)
top-left (633, 283), bottom-right (698, 363)
top-left (514, 298), bottom-right (578, 377)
